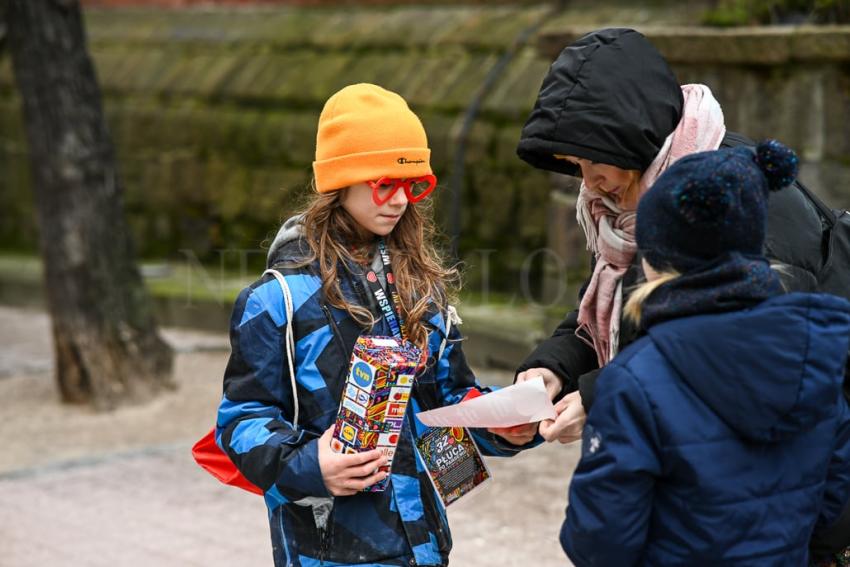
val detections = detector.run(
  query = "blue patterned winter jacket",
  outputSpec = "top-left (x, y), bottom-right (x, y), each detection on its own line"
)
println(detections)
top-left (216, 240), bottom-right (528, 567)
top-left (562, 293), bottom-right (850, 566)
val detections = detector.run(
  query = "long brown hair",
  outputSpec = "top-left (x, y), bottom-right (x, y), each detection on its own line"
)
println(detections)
top-left (297, 186), bottom-right (458, 355)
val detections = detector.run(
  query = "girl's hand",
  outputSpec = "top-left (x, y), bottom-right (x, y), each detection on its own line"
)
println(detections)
top-left (318, 426), bottom-right (388, 496)
top-left (516, 367), bottom-right (562, 400)
top-left (538, 391), bottom-right (586, 444)
top-left (488, 423), bottom-right (538, 446)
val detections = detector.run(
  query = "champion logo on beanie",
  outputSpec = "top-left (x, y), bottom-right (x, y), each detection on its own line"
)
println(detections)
top-left (636, 139), bottom-right (798, 273)
top-left (313, 83), bottom-right (432, 194)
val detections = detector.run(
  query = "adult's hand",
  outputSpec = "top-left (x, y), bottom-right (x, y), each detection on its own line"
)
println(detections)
top-left (516, 367), bottom-right (562, 400)
top-left (488, 423), bottom-right (538, 446)
top-left (539, 391), bottom-right (586, 444)
top-left (318, 426), bottom-right (387, 496)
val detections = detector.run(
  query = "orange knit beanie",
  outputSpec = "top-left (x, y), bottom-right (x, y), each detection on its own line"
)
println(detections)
top-left (313, 83), bottom-right (432, 193)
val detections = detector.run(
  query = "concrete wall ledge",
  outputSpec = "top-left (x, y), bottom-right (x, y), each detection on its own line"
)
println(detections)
top-left (0, 255), bottom-right (544, 371)
top-left (537, 25), bottom-right (850, 64)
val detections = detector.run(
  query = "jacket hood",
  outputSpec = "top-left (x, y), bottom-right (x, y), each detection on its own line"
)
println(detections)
top-left (266, 214), bottom-right (308, 267)
top-left (647, 293), bottom-right (850, 442)
top-left (265, 215), bottom-right (388, 291)
top-left (517, 28), bottom-right (683, 177)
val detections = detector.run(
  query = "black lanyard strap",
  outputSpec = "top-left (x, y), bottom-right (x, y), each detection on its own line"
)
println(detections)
top-left (364, 239), bottom-right (407, 340)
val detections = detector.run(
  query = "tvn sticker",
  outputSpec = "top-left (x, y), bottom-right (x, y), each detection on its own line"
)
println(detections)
top-left (351, 360), bottom-right (375, 393)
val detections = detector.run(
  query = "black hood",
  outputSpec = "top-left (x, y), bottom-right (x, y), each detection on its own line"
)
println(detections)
top-left (517, 28), bottom-right (684, 177)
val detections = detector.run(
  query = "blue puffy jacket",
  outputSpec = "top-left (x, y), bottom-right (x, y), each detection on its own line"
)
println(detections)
top-left (216, 240), bottom-right (527, 567)
top-left (561, 293), bottom-right (850, 566)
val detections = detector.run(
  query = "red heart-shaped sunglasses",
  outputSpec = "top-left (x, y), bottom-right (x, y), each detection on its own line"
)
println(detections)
top-left (366, 175), bottom-right (437, 206)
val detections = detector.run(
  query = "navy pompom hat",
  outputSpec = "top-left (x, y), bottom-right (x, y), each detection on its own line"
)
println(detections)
top-left (636, 139), bottom-right (799, 273)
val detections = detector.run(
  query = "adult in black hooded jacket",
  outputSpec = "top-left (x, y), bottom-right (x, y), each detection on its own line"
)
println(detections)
top-left (513, 28), bottom-right (840, 446)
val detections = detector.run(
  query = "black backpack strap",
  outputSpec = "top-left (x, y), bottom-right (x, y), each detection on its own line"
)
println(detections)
top-left (720, 131), bottom-right (756, 148)
top-left (721, 131), bottom-right (838, 228)
top-left (794, 181), bottom-right (839, 228)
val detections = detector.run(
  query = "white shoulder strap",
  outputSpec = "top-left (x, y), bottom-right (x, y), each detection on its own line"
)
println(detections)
top-left (263, 269), bottom-right (299, 430)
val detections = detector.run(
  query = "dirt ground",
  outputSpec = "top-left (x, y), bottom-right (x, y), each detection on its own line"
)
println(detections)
top-left (0, 305), bottom-right (579, 566)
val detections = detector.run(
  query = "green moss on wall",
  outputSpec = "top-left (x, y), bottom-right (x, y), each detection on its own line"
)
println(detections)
top-left (5, 5), bottom-right (848, 293)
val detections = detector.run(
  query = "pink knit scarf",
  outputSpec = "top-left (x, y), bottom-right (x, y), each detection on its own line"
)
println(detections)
top-left (576, 84), bottom-right (727, 366)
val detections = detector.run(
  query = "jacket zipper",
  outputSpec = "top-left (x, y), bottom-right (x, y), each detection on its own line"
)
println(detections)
top-left (321, 304), bottom-right (345, 347)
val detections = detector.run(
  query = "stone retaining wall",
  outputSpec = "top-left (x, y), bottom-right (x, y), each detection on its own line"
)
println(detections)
top-left (1, 7), bottom-right (847, 297)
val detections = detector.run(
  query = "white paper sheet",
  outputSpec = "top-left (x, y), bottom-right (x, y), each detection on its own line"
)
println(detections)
top-left (416, 376), bottom-right (557, 428)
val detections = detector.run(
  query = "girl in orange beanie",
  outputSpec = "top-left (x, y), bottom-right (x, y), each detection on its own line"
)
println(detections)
top-left (215, 83), bottom-right (538, 567)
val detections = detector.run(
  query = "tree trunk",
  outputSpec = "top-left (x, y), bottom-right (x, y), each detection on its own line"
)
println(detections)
top-left (7, 0), bottom-right (174, 410)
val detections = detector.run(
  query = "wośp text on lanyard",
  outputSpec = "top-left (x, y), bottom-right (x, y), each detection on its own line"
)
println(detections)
top-left (364, 238), bottom-right (407, 340)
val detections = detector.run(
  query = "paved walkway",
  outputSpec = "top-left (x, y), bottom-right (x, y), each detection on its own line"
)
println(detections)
top-left (0, 306), bottom-right (579, 566)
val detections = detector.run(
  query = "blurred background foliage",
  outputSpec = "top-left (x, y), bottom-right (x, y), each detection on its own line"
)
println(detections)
top-left (1, 0), bottom-right (849, 312)
top-left (703, 0), bottom-right (850, 26)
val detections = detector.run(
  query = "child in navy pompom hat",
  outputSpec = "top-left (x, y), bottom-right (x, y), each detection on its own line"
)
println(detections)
top-left (560, 139), bottom-right (850, 565)
top-left (636, 139), bottom-right (799, 273)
